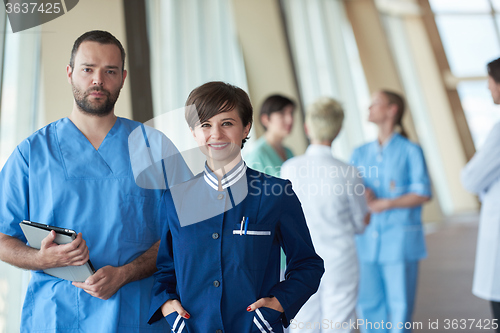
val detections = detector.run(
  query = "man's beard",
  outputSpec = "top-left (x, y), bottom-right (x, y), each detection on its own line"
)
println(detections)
top-left (72, 84), bottom-right (120, 117)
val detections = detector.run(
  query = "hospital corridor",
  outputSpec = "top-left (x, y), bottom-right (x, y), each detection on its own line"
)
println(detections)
top-left (413, 216), bottom-right (491, 333)
top-left (0, 0), bottom-right (500, 332)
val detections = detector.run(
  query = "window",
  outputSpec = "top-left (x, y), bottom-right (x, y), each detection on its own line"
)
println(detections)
top-left (145, 0), bottom-right (248, 174)
top-left (281, 0), bottom-right (373, 162)
top-left (0, 17), bottom-right (42, 333)
top-left (430, 0), bottom-right (500, 149)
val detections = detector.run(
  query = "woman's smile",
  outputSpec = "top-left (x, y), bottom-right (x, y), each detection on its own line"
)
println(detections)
top-left (208, 142), bottom-right (230, 150)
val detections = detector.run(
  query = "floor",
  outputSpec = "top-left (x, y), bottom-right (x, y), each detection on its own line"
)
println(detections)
top-left (412, 220), bottom-right (493, 332)
top-left (348, 217), bottom-right (494, 333)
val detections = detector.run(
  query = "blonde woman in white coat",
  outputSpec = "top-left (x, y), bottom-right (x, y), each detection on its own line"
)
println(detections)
top-left (462, 57), bottom-right (500, 331)
top-left (282, 97), bottom-right (369, 333)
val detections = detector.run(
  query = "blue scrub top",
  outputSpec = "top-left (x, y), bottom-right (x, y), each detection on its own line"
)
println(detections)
top-left (351, 134), bottom-right (431, 263)
top-left (148, 163), bottom-right (324, 333)
top-left (0, 117), bottom-right (191, 332)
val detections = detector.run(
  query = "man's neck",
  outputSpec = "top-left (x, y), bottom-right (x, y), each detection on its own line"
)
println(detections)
top-left (68, 106), bottom-right (117, 150)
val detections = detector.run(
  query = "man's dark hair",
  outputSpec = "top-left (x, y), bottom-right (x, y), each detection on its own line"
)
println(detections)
top-left (259, 94), bottom-right (295, 131)
top-left (185, 81), bottom-right (253, 148)
top-left (487, 57), bottom-right (500, 83)
top-left (70, 30), bottom-right (126, 72)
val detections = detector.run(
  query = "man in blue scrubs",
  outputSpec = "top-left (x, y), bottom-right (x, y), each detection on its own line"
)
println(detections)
top-left (0, 30), bottom-right (189, 332)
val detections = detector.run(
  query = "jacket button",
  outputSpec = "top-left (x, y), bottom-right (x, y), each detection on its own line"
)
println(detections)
top-left (213, 280), bottom-right (220, 287)
top-left (216, 330), bottom-right (223, 333)
top-left (212, 233), bottom-right (219, 239)
top-left (217, 193), bottom-right (224, 200)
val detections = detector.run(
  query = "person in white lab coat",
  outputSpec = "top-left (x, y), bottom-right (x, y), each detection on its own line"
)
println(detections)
top-left (282, 97), bottom-right (369, 333)
top-left (462, 57), bottom-right (500, 331)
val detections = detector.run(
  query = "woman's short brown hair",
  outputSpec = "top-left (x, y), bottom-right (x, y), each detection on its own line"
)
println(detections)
top-left (259, 94), bottom-right (296, 131)
top-left (185, 81), bottom-right (253, 148)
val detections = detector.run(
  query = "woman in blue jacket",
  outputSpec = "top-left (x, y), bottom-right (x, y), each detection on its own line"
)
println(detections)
top-left (148, 81), bottom-right (324, 333)
top-left (351, 91), bottom-right (431, 332)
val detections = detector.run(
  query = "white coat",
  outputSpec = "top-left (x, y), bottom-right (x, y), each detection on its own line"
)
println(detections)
top-left (281, 145), bottom-right (367, 332)
top-left (462, 121), bottom-right (500, 302)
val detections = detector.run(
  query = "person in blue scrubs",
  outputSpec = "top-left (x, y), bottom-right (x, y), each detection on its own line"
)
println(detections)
top-left (148, 81), bottom-right (324, 333)
top-left (0, 31), bottom-right (190, 332)
top-left (351, 91), bottom-right (431, 333)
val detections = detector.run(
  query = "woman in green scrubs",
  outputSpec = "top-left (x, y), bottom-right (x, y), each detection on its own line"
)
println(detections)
top-left (244, 95), bottom-right (295, 177)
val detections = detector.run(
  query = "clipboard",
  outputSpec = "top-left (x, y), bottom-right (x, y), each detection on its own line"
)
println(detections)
top-left (19, 220), bottom-right (95, 282)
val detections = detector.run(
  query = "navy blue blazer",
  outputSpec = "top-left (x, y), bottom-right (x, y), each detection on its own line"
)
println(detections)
top-left (148, 165), bottom-right (324, 333)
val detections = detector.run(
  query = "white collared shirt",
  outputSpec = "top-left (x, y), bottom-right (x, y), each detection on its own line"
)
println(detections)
top-left (281, 145), bottom-right (367, 248)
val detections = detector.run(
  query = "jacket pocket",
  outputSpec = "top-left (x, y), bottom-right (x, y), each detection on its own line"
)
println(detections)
top-left (233, 223), bottom-right (274, 271)
top-left (165, 312), bottom-right (189, 333)
top-left (253, 308), bottom-right (282, 332)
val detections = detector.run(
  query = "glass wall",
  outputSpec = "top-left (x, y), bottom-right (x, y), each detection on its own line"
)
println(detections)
top-left (146, 0), bottom-right (248, 174)
top-left (378, 11), bottom-right (454, 214)
top-left (0, 13), bottom-right (42, 333)
top-left (281, 0), bottom-right (373, 162)
top-left (430, 0), bottom-right (500, 149)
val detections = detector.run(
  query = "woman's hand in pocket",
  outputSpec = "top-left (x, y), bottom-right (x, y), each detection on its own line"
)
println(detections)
top-left (161, 299), bottom-right (190, 319)
top-left (247, 296), bottom-right (284, 313)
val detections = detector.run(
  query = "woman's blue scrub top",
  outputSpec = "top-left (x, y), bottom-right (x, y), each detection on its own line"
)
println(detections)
top-left (0, 117), bottom-right (190, 332)
top-left (148, 163), bottom-right (324, 333)
top-left (350, 134), bottom-right (431, 263)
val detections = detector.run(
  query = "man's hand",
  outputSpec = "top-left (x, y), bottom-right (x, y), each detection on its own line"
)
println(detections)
top-left (37, 231), bottom-right (89, 269)
top-left (71, 240), bottom-right (161, 301)
top-left (161, 299), bottom-right (190, 318)
top-left (247, 296), bottom-right (284, 313)
top-left (72, 265), bottom-right (127, 300)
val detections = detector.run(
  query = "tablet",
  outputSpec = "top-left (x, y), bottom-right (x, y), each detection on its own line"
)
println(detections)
top-left (19, 220), bottom-right (95, 282)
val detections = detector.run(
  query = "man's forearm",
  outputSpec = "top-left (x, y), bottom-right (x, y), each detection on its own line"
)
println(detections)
top-left (1, 232), bottom-right (160, 287)
top-left (0, 233), bottom-right (43, 270)
top-left (120, 240), bottom-right (160, 285)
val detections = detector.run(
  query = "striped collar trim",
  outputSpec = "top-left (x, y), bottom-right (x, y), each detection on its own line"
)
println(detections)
top-left (203, 160), bottom-right (247, 191)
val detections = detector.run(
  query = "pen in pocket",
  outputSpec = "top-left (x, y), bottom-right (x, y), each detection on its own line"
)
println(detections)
top-left (240, 216), bottom-right (245, 236)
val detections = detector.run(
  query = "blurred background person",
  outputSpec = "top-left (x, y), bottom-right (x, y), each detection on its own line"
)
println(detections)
top-left (245, 94), bottom-right (297, 283)
top-left (351, 91), bottom-right (431, 332)
top-left (461, 58), bottom-right (500, 332)
top-left (282, 97), bottom-right (369, 333)
top-left (245, 94), bottom-right (296, 177)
